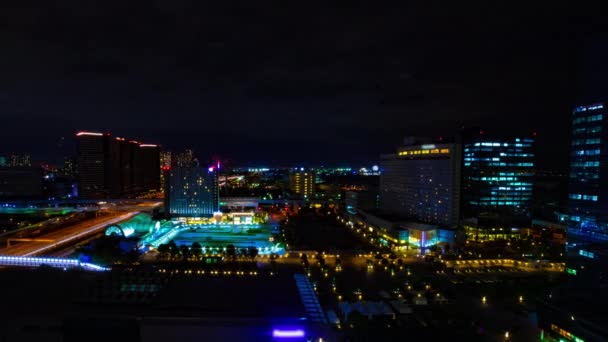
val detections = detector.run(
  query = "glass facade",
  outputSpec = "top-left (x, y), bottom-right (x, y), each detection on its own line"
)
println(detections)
top-left (167, 167), bottom-right (218, 217)
top-left (462, 137), bottom-right (534, 217)
top-left (568, 103), bottom-right (608, 238)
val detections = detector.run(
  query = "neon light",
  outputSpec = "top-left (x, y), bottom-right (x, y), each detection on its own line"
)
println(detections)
top-left (140, 144), bottom-right (158, 147)
top-left (0, 256), bottom-right (108, 271)
top-left (76, 132), bottom-right (103, 136)
top-left (272, 329), bottom-right (305, 338)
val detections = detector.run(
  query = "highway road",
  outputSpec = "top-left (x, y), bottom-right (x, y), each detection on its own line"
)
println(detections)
top-left (0, 212), bottom-right (139, 256)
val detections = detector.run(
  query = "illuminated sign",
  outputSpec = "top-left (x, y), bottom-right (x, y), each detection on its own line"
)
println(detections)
top-left (272, 329), bottom-right (305, 338)
top-left (398, 148), bottom-right (450, 156)
top-left (566, 268), bottom-right (577, 276)
top-left (421, 144), bottom-right (436, 149)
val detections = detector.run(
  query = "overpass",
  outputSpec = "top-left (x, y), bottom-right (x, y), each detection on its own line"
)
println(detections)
top-left (0, 198), bottom-right (162, 206)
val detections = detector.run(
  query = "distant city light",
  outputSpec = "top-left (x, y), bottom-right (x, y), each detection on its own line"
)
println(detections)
top-left (139, 144), bottom-right (158, 147)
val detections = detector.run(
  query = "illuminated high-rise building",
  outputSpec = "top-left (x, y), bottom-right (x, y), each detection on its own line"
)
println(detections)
top-left (76, 131), bottom-right (160, 199)
top-left (461, 133), bottom-right (535, 218)
top-left (380, 138), bottom-right (461, 227)
top-left (165, 166), bottom-right (219, 217)
top-left (76, 132), bottom-right (108, 199)
top-left (567, 102), bottom-right (607, 238)
top-left (173, 149), bottom-right (198, 167)
top-left (289, 170), bottom-right (314, 198)
top-left (160, 151), bottom-right (172, 192)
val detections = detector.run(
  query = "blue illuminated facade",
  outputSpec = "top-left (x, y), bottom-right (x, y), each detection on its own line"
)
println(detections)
top-left (568, 102), bottom-right (608, 239)
top-left (166, 167), bottom-right (218, 217)
top-left (462, 135), bottom-right (535, 218)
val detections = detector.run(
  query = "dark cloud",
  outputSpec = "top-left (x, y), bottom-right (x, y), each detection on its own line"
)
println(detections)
top-left (0, 2), bottom-right (603, 168)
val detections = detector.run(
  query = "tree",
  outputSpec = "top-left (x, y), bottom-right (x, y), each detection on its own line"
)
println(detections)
top-left (168, 240), bottom-right (179, 260)
top-left (226, 244), bottom-right (237, 260)
top-left (157, 244), bottom-right (170, 260)
top-left (381, 258), bottom-right (389, 266)
top-left (248, 246), bottom-right (259, 260)
top-left (389, 253), bottom-right (397, 261)
top-left (396, 258), bottom-right (404, 267)
top-left (191, 242), bottom-right (202, 260)
top-left (179, 245), bottom-right (190, 260)
top-left (239, 248), bottom-right (248, 258)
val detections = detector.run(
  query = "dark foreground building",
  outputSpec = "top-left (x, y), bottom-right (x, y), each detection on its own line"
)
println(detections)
top-left (0, 166), bottom-right (42, 199)
top-left (0, 268), bottom-right (327, 342)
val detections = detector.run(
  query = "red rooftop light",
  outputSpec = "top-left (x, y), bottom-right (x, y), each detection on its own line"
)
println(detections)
top-left (76, 131), bottom-right (103, 137)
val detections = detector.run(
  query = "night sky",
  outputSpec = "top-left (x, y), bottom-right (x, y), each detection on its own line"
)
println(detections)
top-left (1, 2), bottom-right (606, 169)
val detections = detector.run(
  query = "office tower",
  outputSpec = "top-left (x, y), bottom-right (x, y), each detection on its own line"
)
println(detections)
top-left (461, 133), bottom-right (535, 218)
top-left (380, 138), bottom-right (461, 227)
top-left (160, 151), bottom-right (172, 192)
top-left (76, 131), bottom-right (161, 199)
top-left (567, 102), bottom-right (607, 238)
top-left (173, 149), bottom-right (198, 167)
top-left (76, 132), bottom-right (108, 199)
top-left (60, 157), bottom-right (77, 179)
top-left (139, 144), bottom-right (161, 192)
top-left (0, 153), bottom-right (32, 167)
top-left (289, 169), bottom-right (315, 198)
top-left (537, 103), bottom-right (608, 342)
top-left (165, 166), bottom-right (218, 217)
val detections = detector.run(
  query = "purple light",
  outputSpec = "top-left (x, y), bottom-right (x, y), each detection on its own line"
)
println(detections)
top-left (272, 329), bottom-right (305, 338)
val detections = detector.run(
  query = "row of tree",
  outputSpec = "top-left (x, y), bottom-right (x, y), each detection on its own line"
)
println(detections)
top-left (156, 241), bottom-right (260, 261)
